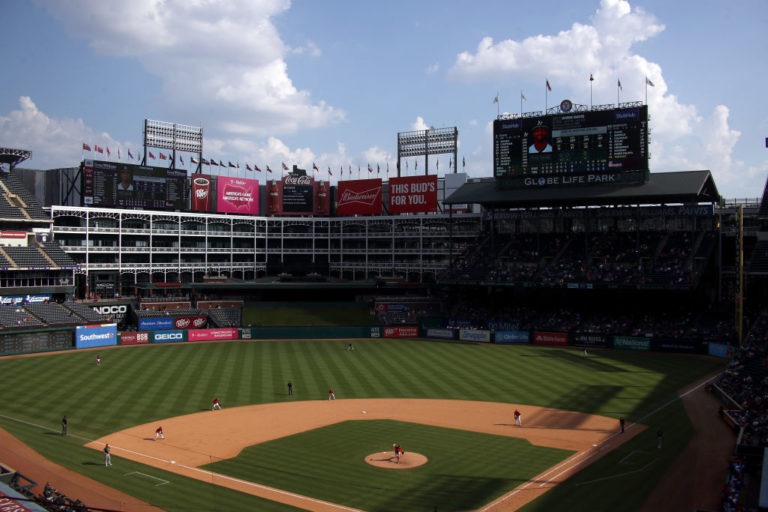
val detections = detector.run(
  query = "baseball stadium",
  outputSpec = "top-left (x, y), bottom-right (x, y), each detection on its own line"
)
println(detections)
top-left (0, 104), bottom-right (766, 512)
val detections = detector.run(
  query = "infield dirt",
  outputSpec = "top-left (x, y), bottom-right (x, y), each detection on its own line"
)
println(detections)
top-left (86, 398), bottom-right (641, 511)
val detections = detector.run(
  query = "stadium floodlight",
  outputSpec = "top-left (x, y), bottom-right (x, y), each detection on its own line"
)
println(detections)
top-left (0, 147), bottom-right (32, 171)
top-left (396, 126), bottom-right (458, 177)
top-left (144, 119), bottom-right (203, 171)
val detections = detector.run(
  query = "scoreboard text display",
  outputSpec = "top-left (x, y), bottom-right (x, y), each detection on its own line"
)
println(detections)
top-left (493, 105), bottom-right (648, 189)
top-left (82, 159), bottom-right (188, 209)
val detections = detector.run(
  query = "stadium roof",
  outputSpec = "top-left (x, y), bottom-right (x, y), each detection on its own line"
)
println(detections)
top-left (445, 170), bottom-right (720, 208)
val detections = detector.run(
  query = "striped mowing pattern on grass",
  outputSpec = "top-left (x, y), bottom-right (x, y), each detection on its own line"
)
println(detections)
top-left (0, 339), bottom-right (723, 512)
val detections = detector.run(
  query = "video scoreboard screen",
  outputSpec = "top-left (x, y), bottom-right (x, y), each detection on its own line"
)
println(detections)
top-left (82, 160), bottom-right (188, 209)
top-left (493, 105), bottom-right (648, 188)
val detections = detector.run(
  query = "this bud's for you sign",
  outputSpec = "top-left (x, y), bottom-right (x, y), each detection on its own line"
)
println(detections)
top-left (388, 175), bottom-right (438, 214)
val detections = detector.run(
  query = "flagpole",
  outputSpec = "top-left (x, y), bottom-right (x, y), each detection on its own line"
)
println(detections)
top-left (589, 74), bottom-right (593, 109)
top-left (645, 76), bottom-right (648, 105)
top-left (617, 80), bottom-right (620, 106)
top-left (545, 84), bottom-right (548, 112)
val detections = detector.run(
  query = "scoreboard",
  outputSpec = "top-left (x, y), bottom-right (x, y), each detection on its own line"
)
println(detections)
top-left (494, 105), bottom-right (648, 189)
top-left (82, 160), bottom-right (188, 210)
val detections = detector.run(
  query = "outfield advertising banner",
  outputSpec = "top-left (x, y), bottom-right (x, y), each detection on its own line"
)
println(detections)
top-left (188, 328), bottom-right (238, 341)
top-left (139, 317), bottom-right (174, 331)
top-left (383, 326), bottom-right (419, 338)
top-left (459, 329), bottom-right (492, 343)
top-left (337, 179), bottom-right (383, 215)
top-left (151, 330), bottom-right (187, 344)
top-left (533, 332), bottom-right (568, 346)
top-left (217, 176), bottom-right (259, 215)
top-left (495, 331), bottom-right (530, 344)
top-left (91, 302), bottom-right (131, 322)
top-left (119, 332), bottom-right (150, 345)
top-left (174, 316), bottom-right (208, 330)
top-left (570, 333), bottom-right (609, 348)
top-left (388, 175), bottom-right (438, 214)
top-left (708, 342), bottom-right (730, 358)
top-left (426, 328), bottom-right (456, 340)
top-left (612, 336), bottom-right (651, 351)
top-left (75, 324), bottom-right (118, 349)
top-left (651, 338), bottom-right (705, 354)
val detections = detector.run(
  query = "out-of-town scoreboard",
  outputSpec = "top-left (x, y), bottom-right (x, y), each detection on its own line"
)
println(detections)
top-left (494, 103), bottom-right (648, 189)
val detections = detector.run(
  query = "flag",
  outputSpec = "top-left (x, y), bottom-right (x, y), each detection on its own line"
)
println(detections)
top-left (462, 156), bottom-right (466, 168)
top-left (313, 162), bottom-right (319, 172)
top-left (590, 74), bottom-right (594, 82)
top-left (246, 164), bottom-right (252, 171)
top-left (492, 94), bottom-right (499, 104)
top-left (219, 160), bottom-right (225, 167)
top-left (202, 158), bottom-right (209, 165)
top-left (340, 165), bottom-right (343, 176)
top-left (106, 147), bottom-right (111, 157)
top-left (191, 157), bottom-right (199, 164)
top-left (95, 145), bottom-right (104, 154)
top-left (229, 162), bottom-right (236, 168)
top-left (415, 160), bottom-right (418, 170)
top-left (210, 159), bottom-right (218, 166)
top-left (349, 165), bottom-right (352, 175)
top-left (406, 161), bottom-right (409, 171)
top-left (282, 162), bottom-right (289, 170)
top-left (449, 158), bottom-right (452, 169)
top-left (521, 91), bottom-right (527, 101)
top-left (386, 162), bottom-right (389, 173)
top-left (367, 163), bottom-right (373, 173)
top-left (159, 153), bottom-right (167, 160)
top-left (646, 76), bottom-right (655, 87)
top-left (255, 165), bottom-right (263, 172)
top-left (82, 143), bottom-right (91, 151)
top-left (328, 166), bottom-right (333, 176)
top-left (267, 165), bottom-right (273, 173)
top-left (128, 149), bottom-right (134, 159)
top-left (546, 79), bottom-right (552, 91)
top-left (149, 151), bottom-right (156, 159)
top-left (377, 163), bottom-right (380, 174)
top-left (436, 160), bottom-right (439, 170)
top-left (118, 148), bottom-right (121, 159)
top-left (180, 155), bottom-right (184, 165)
top-left (618, 79), bottom-right (622, 90)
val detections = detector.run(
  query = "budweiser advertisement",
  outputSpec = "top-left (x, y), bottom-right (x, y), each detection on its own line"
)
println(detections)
top-left (217, 176), bottom-right (259, 215)
top-left (190, 174), bottom-right (213, 212)
top-left (337, 179), bottom-right (383, 215)
top-left (388, 175), bottom-right (438, 214)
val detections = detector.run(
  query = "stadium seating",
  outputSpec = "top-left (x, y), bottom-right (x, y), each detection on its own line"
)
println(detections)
top-left (61, 301), bottom-right (107, 323)
top-left (3, 247), bottom-right (52, 268)
top-left (0, 171), bottom-right (49, 220)
top-left (207, 307), bottom-right (240, 327)
top-left (0, 307), bottom-right (45, 328)
top-left (23, 303), bottom-right (83, 326)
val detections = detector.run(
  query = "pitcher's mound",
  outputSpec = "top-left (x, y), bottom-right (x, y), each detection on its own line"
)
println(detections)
top-left (365, 451), bottom-right (427, 469)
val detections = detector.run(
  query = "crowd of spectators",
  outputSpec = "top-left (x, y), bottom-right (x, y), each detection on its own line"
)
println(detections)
top-left (445, 298), bottom-right (739, 343)
top-left (9, 481), bottom-right (90, 511)
top-left (447, 230), bottom-right (707, 288)
top-left (721, 457), bottom-right (747, 512)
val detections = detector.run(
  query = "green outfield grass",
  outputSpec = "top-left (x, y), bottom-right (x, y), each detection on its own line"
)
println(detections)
top-left (0, 339), bottom-right (724, 512)
top-left (204, 419), bottom-right (573, 512)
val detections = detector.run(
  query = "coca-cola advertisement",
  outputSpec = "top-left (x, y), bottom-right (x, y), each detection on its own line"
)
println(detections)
top-left (388, 175), bottom-right (438, 214)
top-left (282, 174), bottom-right (314, 214)
top-left (191, 174), bottom-right (212, 212)
top-left (217, 176), bottom-right (259, 215)
top-left (337, 179), bottom-right (383, 215)
top-left (267, 180), bottom-right (282, 215)
top-left (316, 180), bottom-right (330, 216)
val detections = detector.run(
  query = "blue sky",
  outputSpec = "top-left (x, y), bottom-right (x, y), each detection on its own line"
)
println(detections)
top-left (1, 0), bottom-right (766, 199)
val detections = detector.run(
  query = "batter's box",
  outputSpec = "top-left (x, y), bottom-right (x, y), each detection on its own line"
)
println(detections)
top-left (123, 471), bottom-right (170, 486)
top-left (619, 450), bottom-right (648, 466)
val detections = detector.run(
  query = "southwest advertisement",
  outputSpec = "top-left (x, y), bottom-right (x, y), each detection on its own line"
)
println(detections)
top-left (337, 179), bottom-right (383, 215)
top-left (388, 175), bottom-right (438, 214)
top-left (75, 324), bottom-right (118, 349)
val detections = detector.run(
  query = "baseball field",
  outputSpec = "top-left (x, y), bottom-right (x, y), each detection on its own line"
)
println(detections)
top-left (0, 338), bottom-right (723, 511)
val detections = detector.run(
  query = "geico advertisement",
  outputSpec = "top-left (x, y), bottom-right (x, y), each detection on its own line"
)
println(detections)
top-left (75, 324), bottom-right (118, 348)
top-left (151, 330), bottom-right (187, 343)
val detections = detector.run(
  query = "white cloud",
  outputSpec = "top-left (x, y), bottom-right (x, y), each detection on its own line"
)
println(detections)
top-left (449, 0), bottom-right (749, 195)
top-left (38, 0), bottom-right (344, 137)
top-left (0, 96), bottom-right (134, 168)
top-left (411, 116), bottom-right (429, 131)
top-left (426, 62), bottom-right (440, 74)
